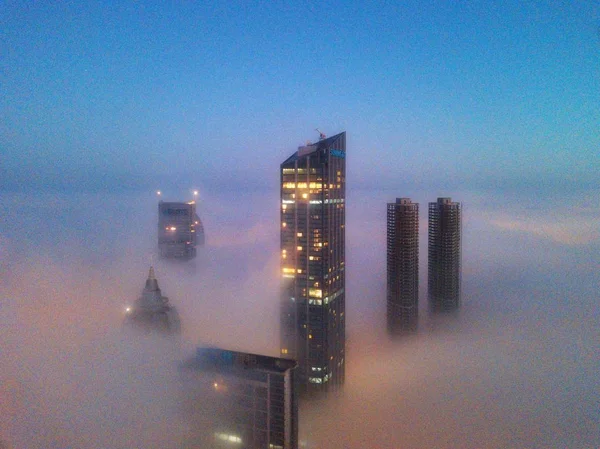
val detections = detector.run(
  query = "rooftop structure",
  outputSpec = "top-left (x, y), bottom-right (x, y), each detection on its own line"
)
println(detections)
top-left (158, 201), bottom-right (205, 259)
top-left (124, 266), bottom-right (181, 335)
top-left (181, 347), bottom-right (298, 449)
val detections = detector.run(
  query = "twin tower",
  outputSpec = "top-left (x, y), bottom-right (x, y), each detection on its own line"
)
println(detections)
top-left (386, 197), bottom-right (462, 334)
top-left (279, 131), bottom-right (462, 395)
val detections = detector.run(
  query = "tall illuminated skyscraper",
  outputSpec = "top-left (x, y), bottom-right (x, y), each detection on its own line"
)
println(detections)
top-left (280, 131), bottom-right (346, 393)
top-left (386, 198), bottom-right (419, 333)
top-left (428, 197), bottom-right (462, 313)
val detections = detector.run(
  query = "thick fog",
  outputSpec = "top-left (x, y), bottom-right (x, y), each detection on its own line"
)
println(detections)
top-left (1, 184), bottom-right (598, 448)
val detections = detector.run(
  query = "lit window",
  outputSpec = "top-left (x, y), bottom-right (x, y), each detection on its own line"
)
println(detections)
top-left (302, 193), bottom-right (308, 199)
top-left (215, 433), bottom-right (242, 444)
top-left (282, 222), bottom-right (287, 227)
top-left (297, 246), bottom-right (302, 251)
top-left (297, 232), bottom-right (303, 237)
top-left (309, 288), bottom-right (322, 298)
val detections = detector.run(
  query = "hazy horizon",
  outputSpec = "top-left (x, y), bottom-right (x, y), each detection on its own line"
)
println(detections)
top-left (2, 1), bottom-right (599, 447)
top-left (1, 182), bottom-right (598, 448)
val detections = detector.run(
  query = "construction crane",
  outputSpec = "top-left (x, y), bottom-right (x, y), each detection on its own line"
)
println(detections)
top-left (315, 128), bottom-right (326, 140)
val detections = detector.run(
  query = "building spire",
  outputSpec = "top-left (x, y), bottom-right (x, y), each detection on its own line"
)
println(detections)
top-left (145, 266), bottom-right (160, 292)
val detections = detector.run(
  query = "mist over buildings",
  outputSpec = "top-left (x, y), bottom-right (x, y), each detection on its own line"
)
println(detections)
top-left (0, 182), bottom-right (599, 448)
top-left (2, 1), bottom-right (599, 447)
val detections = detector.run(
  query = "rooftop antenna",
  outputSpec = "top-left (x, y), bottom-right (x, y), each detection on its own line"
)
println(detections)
top-left (315, 128), bottom-right (326, 140)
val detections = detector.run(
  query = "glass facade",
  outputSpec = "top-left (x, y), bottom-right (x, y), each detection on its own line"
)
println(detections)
top-left (181, 348), bottom-right (298, 449)
top-left (280, 132), bottom-right (346, 394)
top-left (158, 201), bottom-right (205, 259)
top-left (386, 198), bottom-right (419, 334)
top-left (428, 197), bottom-right (462, 313)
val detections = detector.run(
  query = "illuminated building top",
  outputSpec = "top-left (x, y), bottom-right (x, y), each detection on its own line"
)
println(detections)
top-left (280, 131), bottom-right (346, 394)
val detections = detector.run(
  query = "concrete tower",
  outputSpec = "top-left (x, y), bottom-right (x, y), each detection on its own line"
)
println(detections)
top-left (428, 197), bottom-right (462, 313)
top-left (387, 198), bottom-right (419, 333)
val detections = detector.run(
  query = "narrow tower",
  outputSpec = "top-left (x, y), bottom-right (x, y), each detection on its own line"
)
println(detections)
top-left (280, 131), bottom-right (346, 394)
top-left (428, 197), bottom-right (462, 313)
top-left (386, 198), bottom-right (419, 333)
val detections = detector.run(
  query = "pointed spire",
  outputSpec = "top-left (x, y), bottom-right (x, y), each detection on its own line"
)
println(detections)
top-left (144, 266), bottom-right (160, 292)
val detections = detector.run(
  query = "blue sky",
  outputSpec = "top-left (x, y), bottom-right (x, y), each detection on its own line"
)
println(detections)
top-left (1, 1), bottom-right (598, 192)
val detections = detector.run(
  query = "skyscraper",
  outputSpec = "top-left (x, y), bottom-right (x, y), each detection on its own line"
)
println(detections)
top-left (158, 201), bottom-right (205, 259)
top-left (428, 197), bottom-right (462, 313)
top-left (386, 198), bottom-right (419, 333)
top-left (125, 266), bottom-right (181, 335)
top-left (181, 347), bottom-right (298, 449)
top-left (280, 131), bottom-right (346, 393)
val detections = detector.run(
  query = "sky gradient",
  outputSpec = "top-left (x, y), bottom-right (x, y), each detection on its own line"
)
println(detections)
top-left (1, 2), bottom-right (600, 448)
top-left (2, 1), bottom-right (599, 192)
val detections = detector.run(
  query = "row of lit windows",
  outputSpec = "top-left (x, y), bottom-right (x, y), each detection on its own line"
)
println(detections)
top-left (308, 373), bottom-right (331, 384)
top-left (282, 182), bottom-right (323, 189)
top-left (215, 433), bottom-right (242, 444)
top-left (283, 168), bottom-right (322, 174)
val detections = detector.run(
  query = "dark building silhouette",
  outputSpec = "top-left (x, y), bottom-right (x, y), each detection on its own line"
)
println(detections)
top-left (428, 197), bottom-right (462, 313)
top-left (158, 201), bottom-right (205, 259)
top-left (181, 347), bottom-right (298, 449)
top-left (280, 131), bottom-right (346, 394)
top-left (125, 266), bottom-right (181, 335)
top-left (386, 198), bottom-right (419, 333)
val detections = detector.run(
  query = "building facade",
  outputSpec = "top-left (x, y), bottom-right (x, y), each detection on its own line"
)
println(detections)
top-left (386, 198), bottom-right (419, 333)
top-left (280, 132), bottom-right (346, 394)
top-left (181, 348), bottom-right (298, 449)
top-left (124, 266), bottom-right (181, 335)
top-left (158, 201), bottom-right (205, 259)
top-left (428, 197), bottom-right (462, 313)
